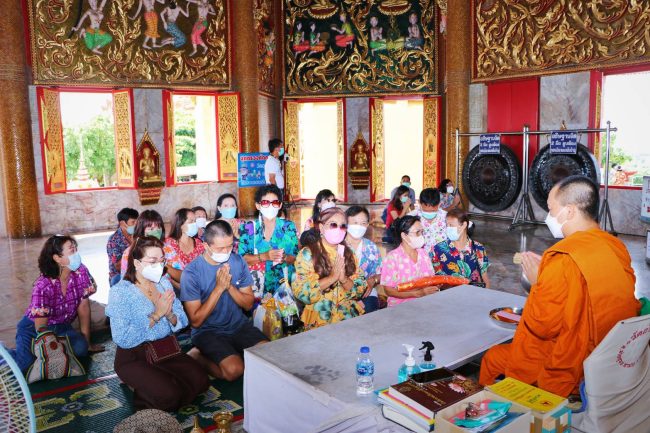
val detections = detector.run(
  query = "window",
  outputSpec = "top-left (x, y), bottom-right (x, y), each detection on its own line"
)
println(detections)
top-left (283, 100), bottom-right (346, 200)
top-left (37, 88), bottom-right (136, 194)
top-left (163, 91), bottom-right (241, 186)
top-left (601, 70), bottom-right (650, 187)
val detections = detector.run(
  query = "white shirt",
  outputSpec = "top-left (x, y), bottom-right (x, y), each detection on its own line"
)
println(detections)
top-left (264, 155), bottom-right (284, 189)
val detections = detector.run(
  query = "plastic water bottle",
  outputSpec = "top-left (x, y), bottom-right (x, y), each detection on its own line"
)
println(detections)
top-left (356, 346), bottom-right (374, 395)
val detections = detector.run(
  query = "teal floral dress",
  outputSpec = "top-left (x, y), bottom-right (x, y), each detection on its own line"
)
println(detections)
top-left (432, 239), bottom-right (489, 284)
top-left (239, 217), bottom-right (299, 298)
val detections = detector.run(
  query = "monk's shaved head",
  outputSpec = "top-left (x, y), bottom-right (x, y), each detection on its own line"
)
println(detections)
top-left (552, 175), bottom-right (600, 221)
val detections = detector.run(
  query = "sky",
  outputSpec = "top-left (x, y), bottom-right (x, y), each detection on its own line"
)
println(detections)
top-left (59, 92), bottom-right (113, 127)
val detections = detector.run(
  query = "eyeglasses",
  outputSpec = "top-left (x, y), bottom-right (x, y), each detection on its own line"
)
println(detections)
top-left (326, 222), bottom-right (347, 230)
top-left (408, 230), bottom-right (424, 236)
top-left (142, 258), bottom-right (166, 266)
top-left (259, 199), bottom-right (282, 208)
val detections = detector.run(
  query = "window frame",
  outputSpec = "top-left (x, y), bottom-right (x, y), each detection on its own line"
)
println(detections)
top-left (162, 90), bottom-right (241, 187)
top-left (36, 86), bottom-right (137, 194)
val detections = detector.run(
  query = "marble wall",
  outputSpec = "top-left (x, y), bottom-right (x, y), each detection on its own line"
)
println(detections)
top-left (28, 87), bottom-right (239, 235)
top-left (467, 72), bottom-right (650, 236)
top-left (258, 95), bottom-right (279, 152)
top-left (345, 97), bottom-right (371, 204)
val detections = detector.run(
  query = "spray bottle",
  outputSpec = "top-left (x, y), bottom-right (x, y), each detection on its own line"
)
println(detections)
top-left (419, 341), bottom-right (436, 371)
top-left (397, 344), bottom-right (421, 383)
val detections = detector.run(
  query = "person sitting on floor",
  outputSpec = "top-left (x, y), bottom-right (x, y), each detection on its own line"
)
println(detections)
top-left (479, 175), bottom-right (641, 397)
top-left (432, 209), bottom-right (490, 287)
top-left (106, 207), bottom-right (138, 286)
top-left (181, 220), bottom-right (268, 381)
top-left (381, 216), bottom-right (439, 307)
top-left (345, 205), bottom-right (382, 313)
top-left (164, 208), bottom-right (205, 290)
top-left (192, 205), bottom-right (209, 240)
top-left (10, 235), bottom-right (104, 372)
top-left (293, 207), bottom-right (367, 330)
top-left (107, 236), bottom-right (208, 411)
top-left (215, 193), bottom-right (243, 251)
top-left (414, 188), bottom-right (447, 259)
top-left (120, 209), bottom-right (166, 277)
top-left (303, 188), bottom-right (337, 231)
top-left (439, 178), bottom-right (461, 211)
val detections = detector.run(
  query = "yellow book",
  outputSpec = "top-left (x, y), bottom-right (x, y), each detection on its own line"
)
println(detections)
top-left (487, 377), bottom-right (567, 414)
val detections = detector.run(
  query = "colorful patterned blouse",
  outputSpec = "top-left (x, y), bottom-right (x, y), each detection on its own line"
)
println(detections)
top-left (163, 237), bottom-right (205, 271)
top-left (106, 276), bottom-right (187, 349)
top-left (432, 239), bottom-right (489, 284)
top-left (292, 245), bottom-right (367, 330)
top-left (25, 264), bottom-right (95, 325)
top-left (415, 209), bottom-right (448, 259)
top-left (352, 237), bottom-right (382, 298)
top-left (106, 228), bottom-right (130, 282)
top-left (440, 193), bottom-right (455, 209)
top-left (380, 245), bottom-right (436, 307)
top-left (238, 217), bottom-right (299, 296)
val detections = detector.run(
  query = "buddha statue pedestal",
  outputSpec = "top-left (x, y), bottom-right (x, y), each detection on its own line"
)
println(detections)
top-left (349, 132), bottom-right (370, 190)
top-left (135, 130), bottom-right (165, 205)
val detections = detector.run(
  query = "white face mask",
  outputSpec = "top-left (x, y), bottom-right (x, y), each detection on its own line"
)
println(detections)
top-left (185, 222), bottom-right (198, 237)
top-left (196, 217), bottom-right (207, 229)
top-left (211, 251), bottom-right (231, 264)
top-left (347, 224), bottom-right (367, 239)
top-left (259, 206), bottom-right (280, 220)
top-left (408, 235), bottom-right (425, 249)
top-left (446, 186), bottom-right (455, 194)
top-left (545, 207), bottom-right (567, 239)
top-left (141, 262), bottom-right (164, 283)
top-left (321, 201), bottom-right (336, 211)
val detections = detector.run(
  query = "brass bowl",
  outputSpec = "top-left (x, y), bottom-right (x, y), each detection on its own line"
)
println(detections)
top-left (489, 306), bottom-right (524, 330)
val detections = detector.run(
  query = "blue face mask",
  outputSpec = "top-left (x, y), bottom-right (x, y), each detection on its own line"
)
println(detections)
top-left (446, 226), bottom-right (461, 241)
top-left (278, 148), bottom-right (285, 157)
top-left (402, 182), bottom-right (411, 188)
top-left (421, 211), bottom-right (437, 220)
top-left (126, 225), bottom-right (135, 235)
top-left (400, 196), bottom-right (409, 203)
top-left (220, 207), bottom-right (237, 219)
top-left (185, 222), bottom-right (199, 238)
top-left (67, 252), bottom-right (82, 272)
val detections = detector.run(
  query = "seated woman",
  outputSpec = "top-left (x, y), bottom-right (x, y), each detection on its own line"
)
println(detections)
top-left (11, 235), bottom-right (103, 372)
top-left (292, 207), bottom-right (367, 330)
top-left (215, 193), bottom-right (243, 251)
top-left (345, 206), bottom-right (382, 313)
top-left (107, 237), bottom-right (208, 411)
top-left (303, 188), bottom-right (337, 232)
top-left (432, 209), bottom-right (490, 287)
top-left (192, 205), bottom-right (208, 240)
top-left (439, 178), bottom-right (461, 211)
top-left (239, 185), bottom-right (299, 299)
top-left (381, 216), bottom-right (439, 307)
top-left (163, 208), bottom-right (205, 290)
top-left (120, 210), bottom-right (166, 277)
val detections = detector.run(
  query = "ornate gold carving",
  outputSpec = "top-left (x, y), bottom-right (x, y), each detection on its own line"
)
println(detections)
top-left (283, 101), bottom-right (301, 200)
top-left (217, 94), bottom-right (240, 181)
top-left (349, 132), bottom-right (370, 189)
top-left (136, 129), bottom-right (163, 185)
top-left (39, 88), bottom-right (66, 193)
top-left (423, 97), bottom-right (439, 187)
top-left (27, 0), bottom-right (231, 88)
top-left (284, 0), bottom-right (438, 97)
top-left (255, 0), bottom-right (276, 95)
top-left (113, 90), bottom-right (135, 187)
top-left (336, 100), bottom-right (345, 198)
top-left (370, 99), bottom-right (385, 201)
top-left (166, 96), bottom-right (176, 184)
top-left (473, 0), bottom-right (650, 81)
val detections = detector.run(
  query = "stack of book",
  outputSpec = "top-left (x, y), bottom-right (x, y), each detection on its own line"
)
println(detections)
top-left (378, 368), bottom-right (481, 433)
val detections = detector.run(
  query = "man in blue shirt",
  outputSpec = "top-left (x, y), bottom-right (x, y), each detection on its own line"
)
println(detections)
top-left (181, 220), bottom-right (267, 381)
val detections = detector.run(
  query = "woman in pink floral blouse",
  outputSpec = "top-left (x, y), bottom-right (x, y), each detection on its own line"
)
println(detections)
top-left (163, 208), bottom-right (205, 290)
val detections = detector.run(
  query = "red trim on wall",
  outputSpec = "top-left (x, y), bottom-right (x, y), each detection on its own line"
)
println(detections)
top-left (342, 99), bottom-right (348, 202)
top-left (162, 90), bottom-right (174, 187)
top-left (368, 98), bottom-right (375, 202)
top-left (487, 78), bottom-right (540, 167)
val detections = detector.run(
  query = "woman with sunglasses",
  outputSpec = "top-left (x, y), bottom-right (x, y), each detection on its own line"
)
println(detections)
top-left (292, 207), bottom-right (368, 330)
top-left (303, 189), bottom-right (337, 232)
top-left (10, 235), bottom-right (104, 372)
top-left (380, 216), bottom-right (439, 307)
top-left (239, 185), bottom-right (299, 298)
top-left (107, 236), bottom-right (208, 411)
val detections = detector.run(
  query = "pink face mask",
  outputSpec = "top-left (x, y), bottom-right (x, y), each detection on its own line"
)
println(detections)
top-left (323, 228), bottom-right (346, 245)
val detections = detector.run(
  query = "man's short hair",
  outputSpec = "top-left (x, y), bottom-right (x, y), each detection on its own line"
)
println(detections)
top-left (401, 175), bottom-right (411, 182)
top-left (419, 188), bottom-right (441, 206)
top-left (204, 220), bottom-right (233, 245)
top-left (117, 208), bottom-right (139, 223)
top-left (555, 175), bottom-right (600, 221)
top-left (269, 138), bottom-right (283, 153)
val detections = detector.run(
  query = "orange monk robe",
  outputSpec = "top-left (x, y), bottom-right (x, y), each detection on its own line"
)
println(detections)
top-left (479, 229), bottom-right (640, 397)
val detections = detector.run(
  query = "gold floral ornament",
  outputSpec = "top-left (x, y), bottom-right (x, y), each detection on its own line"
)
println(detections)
top-left (472, 0), bottom-right (650, 81)
top-left (27, 0), bottom-right (231, 88)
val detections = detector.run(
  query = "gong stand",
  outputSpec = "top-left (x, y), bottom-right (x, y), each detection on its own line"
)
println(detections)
top-left (526, 121), bottom-right (618, 234)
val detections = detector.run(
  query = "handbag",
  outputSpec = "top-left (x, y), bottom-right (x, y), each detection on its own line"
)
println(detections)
top-left (144, 335), bottom-right (181, 364)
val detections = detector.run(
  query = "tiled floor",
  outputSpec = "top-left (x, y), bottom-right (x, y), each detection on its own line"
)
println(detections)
top-left (1, 209), bottom-right (648, 346)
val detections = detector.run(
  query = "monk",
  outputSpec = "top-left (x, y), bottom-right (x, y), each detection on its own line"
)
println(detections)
top-left (479, 175), bottom-right (640, 397)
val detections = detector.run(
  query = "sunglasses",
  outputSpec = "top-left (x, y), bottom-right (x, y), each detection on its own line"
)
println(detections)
top-left (326, 222), bottom-right (347, 230)
top-left (259, 199), bottom-right (282, 208)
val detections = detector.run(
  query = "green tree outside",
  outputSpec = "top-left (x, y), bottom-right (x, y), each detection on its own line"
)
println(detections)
top-left (63, 115), bottom-right (117, 187)
top-left (173, 101), bottom-right (197, 168)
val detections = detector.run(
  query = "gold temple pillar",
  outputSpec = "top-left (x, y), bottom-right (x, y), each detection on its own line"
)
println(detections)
top-left (444, 1), bottom-right (471, 191)
top-left (0, 0), bottom-right (41, 238)
top-left (232, 0), bottom-right (260, 216)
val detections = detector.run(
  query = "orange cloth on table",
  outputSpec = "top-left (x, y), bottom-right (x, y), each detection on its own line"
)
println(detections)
top-left (479, 229), bottom-right (640, 397)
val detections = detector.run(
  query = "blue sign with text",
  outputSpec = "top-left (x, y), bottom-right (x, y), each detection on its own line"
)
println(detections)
top-left (479, 134), bottom-right (501, 154)
top-left (238, 152), bottom-right (269, 188)
top-left (550, 131), bottom-right (578, 154)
